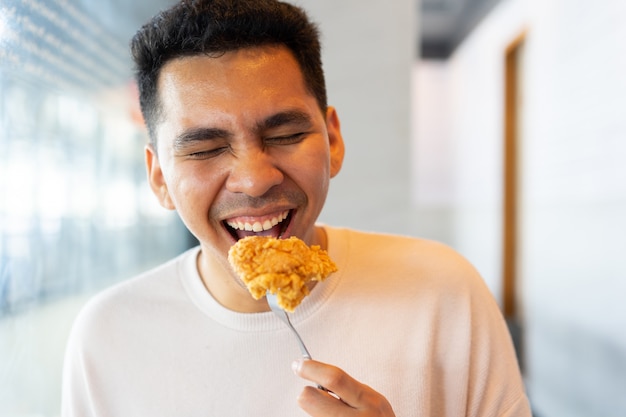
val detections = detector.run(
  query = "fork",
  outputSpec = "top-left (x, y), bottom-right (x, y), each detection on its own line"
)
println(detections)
top-left (266, 291), bottom-right (332, 394)
top-left (266, 291), bottom-right (313, 359)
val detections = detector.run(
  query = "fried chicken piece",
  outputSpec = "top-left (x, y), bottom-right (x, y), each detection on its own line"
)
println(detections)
top-left (228, 236), bottom-right (338, 312)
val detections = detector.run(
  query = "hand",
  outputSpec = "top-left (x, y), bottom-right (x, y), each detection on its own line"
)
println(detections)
top-left (291, 359), bottom-right (396, 417)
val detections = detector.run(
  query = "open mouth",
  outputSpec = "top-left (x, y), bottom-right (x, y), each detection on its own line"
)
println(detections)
top-left (224, 209), bottom-right (293, 241)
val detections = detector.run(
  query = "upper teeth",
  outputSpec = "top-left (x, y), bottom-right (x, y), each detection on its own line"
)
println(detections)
top-left (226, 210), bottom-right (289, 232)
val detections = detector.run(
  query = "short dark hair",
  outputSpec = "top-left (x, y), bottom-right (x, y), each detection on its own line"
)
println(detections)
top-left (130, 0), bottom-right (327, 144)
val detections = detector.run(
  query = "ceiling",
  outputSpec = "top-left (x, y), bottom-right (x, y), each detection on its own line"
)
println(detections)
top-left (420, 0), bottom-right (502, 58)
top-left (94, 0), bottom-right (502, 61)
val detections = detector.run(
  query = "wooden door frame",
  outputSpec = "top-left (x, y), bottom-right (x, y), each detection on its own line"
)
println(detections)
top-left (503, 30), bottom-right (527, 371)
top-left (503, 31), bottom-right (526, 319)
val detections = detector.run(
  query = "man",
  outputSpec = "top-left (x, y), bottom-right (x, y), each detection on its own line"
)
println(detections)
top-left (62, 1), bottom-right (531, 416)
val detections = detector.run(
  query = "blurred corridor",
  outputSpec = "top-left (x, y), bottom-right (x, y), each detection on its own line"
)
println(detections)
top-left (1, 0), bottom-right (625, 416)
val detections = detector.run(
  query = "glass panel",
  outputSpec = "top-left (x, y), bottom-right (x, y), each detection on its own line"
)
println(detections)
top-left (0, 1), bottom-right (186, 415)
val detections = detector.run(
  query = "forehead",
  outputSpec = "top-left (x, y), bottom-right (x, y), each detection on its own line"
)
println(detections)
top-left (158, 46), bottom-right (309, 110)
top-left (154, 46), bottom-right (319, 145)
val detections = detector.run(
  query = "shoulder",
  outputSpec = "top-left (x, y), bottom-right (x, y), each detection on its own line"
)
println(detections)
top-left (328, 225), bottom-right (463, 256)
top-left (329, 226), bottom-right (481, 281)
top-left (68, 247), bottom-right (199, 343)
top-left (323, 226), bottom-right (497, 315)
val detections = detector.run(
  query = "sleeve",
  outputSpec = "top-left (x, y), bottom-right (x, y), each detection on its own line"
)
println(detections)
top-left (61, 298), bottom-right (109, 417)
top-left (61, 317), bottom-right (93, 416)
top-left (464, 271), bottom-right (533, 417)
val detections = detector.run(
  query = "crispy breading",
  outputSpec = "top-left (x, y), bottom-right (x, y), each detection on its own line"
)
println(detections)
top-left (228, 236), bottom-right (338, 312)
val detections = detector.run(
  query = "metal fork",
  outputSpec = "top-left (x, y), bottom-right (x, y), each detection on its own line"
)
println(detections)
top-left (266, 291), bottom-right (332, 394)
top-left (266, 291), bottom-right (313, 359)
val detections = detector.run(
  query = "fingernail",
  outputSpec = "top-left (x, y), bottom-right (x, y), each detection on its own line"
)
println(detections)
top-left (291, 359), bottom-right (302, 375)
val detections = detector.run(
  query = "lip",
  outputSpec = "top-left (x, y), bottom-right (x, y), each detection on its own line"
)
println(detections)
top-left (222, 208), bottom-right (296, 242)
top-left (224, 208), bottom-right (290, 224)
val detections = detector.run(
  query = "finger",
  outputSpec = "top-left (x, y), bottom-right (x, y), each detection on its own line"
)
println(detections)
top-left (292, 359), bottom-right (369, 407)
top-left (297, 385), bottom-right (356, 417)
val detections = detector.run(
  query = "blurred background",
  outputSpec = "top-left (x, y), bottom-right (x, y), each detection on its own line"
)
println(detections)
top-left (0, 0), bottom-right (624, 416)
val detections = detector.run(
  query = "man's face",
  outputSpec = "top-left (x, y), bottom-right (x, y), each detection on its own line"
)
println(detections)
top-left (146, 45), bottom-right (344, 270)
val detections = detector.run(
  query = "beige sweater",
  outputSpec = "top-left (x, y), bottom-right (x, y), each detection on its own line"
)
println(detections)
top-left (62, 226), bottom-right (531, 416)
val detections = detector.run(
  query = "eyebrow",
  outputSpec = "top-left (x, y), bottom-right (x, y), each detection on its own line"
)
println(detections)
top-left (258, 110), bottom-right (314, 131)
top-left (173, 127), bottom-right (232, 150)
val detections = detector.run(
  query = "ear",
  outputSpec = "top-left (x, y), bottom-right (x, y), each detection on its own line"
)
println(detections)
top-left (145, 144), bottom-right (176, 210)
top-left (325, 106), bottom-right (345, 178)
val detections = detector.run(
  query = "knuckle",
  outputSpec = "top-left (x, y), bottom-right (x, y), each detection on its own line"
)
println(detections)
top-left (323, 366), bottom-right (347, 388)
top-left (357, 386), bottom-right (395, 414)
top-left (370, 396), bottom-right (394, 415)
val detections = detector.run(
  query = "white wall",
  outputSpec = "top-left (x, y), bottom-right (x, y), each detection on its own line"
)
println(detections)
top-left (414, 0), bottom-right (626, 415)
top-left (411, 60), bottom-right (457, 244)
top-left (297, 0), bottom-right (418, 236)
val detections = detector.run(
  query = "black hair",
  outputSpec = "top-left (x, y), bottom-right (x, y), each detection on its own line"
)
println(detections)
top-left (130, 0), bottom-right (327, 143)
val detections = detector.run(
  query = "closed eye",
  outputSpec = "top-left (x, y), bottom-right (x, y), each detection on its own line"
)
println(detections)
top-left (265, 132), bottom-right (307, 146)
top-left (187, 147), bottom-right (229, 160)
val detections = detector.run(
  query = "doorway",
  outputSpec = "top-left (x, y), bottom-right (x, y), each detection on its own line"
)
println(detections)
top-left (503, 31), bottom-right (526, 371)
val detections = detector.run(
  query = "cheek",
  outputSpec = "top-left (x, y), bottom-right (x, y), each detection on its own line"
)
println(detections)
top-left (296, 148), bottom-right (331, 198)
top-left (164, 165), bottom-right (221, 217)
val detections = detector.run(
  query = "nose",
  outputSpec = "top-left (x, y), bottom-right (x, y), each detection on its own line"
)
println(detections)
top-left (225, 149), bottom-right (284, 197)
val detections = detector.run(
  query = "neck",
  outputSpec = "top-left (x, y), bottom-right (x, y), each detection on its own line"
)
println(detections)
top-left (196, 246), bottom-right (270, 313)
